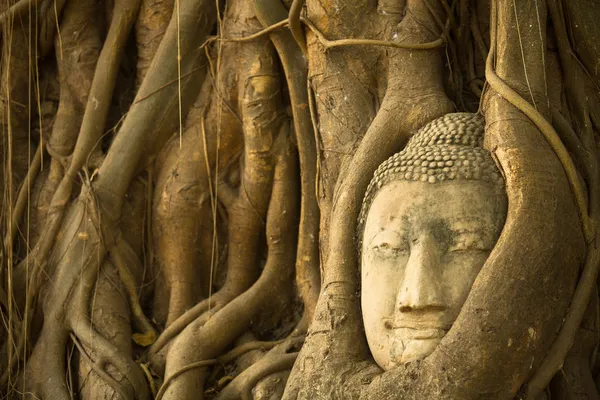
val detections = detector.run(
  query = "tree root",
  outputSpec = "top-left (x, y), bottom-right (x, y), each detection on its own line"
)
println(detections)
top-left (6, 142), bottom-right (42, 248)
top-left (71, 333), bottom-right (131, 400)
top-left (289, 0), bottom-right (307, 54)
top-left (0, 0), bottom-right (66, 56)
top-left (93, 0), bottom-right (217, 208)
top-left (155, 360), bottom-right (218, 400)
top-left (149, 3), bottom-right (286, 386)
top-left (151, 115), bottom-right (216, 327)
top-left (218, 336), bottom-right (303, 400)
top-left (110, 237), bottom-right (157, 345)
top-left (159, 131), bottom-right (298, 399)
top-left (4, 1), bottom-right (600, 400)
top-left (135, 0), bottom-right (174, 87)
top-left (12, 1), bottom-right (143, 370)
top-left (13, 183), bottom-right (149, 399)
top-left (150, 0), bottom-right (282, 362)
top-left (72, 320), bottom-right (148, 398)
top-left (35, 0), bottom-right (103, 244)
top-left (220, 339), bottom-right (302, 365)
top-left (68, 0), bottom-right (142, 184)
top-left (217, 352), bottom-right (299, 400)
top-left (254, 0), bottom-right (321, 328)
top-left (150, 296), bottom-right (211, 354)
top-left (0, 0), bottom-right (40, 24)
top-left (301, 16), bottom-right (447, 50)
top-left (222, 19), bottom-right (290, 42)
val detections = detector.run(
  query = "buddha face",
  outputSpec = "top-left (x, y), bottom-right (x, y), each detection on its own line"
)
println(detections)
top-left (361, 179), bottom-right (507, 370)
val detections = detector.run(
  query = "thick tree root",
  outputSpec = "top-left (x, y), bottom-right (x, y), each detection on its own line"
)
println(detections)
top-left (9, 3), bottom-right (143, 377)
top-left (217, 353), bottom-right (299, 400)
top-left (149, 0), bottom-right (282, 368)
top-left (74, 260), bottom-right (136, 400)
top-left (217, 337), bottom-right (303, 400)
top-left (21, 193), bottom-right (150, 400)
top-left (159, 132), bottom-right (298, 399)
top-left (255, 0), bottom-right (321, 327)
top-left (35, 0), bottom-right (103, 245)
top-left (135, 0), bottom-right (174, 87)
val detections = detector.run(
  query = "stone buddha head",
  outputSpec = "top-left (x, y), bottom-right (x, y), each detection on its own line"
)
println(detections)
top-left (358, 113), bottom-right (507, 370)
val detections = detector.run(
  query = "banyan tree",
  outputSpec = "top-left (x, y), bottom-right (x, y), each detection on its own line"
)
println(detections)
top-left (1, 0), bottom-right (600, 399)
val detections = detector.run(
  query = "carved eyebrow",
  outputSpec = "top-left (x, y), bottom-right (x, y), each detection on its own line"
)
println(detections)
top-left (446, 217), bottom-right (491, 232)
top-left (446, 216), bottom-right (487, 225)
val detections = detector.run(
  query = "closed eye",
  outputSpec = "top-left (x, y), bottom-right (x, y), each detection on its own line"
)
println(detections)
top-left (448, 232), bottom-right (492, 252)
top-left (372, 242), bottom-right (408, 256)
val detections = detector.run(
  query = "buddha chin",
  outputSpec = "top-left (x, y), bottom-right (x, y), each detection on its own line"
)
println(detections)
top-left (389, 327), bottom-right (447, 366)
top-left (375, 315), bottom-right (453, 368)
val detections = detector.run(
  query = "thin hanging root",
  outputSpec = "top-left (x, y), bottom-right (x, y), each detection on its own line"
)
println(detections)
top-left (300, 16), bottom-right (446, 50)
top-left (70, 333), bottom-right (132, 400)
top-left (110, 238), bottom-right (157, 345)
top-left (6, 141), bottom-right (42, 245)
top-left (221, 19), bottom-right (290, 42)
top-left (160, 133), bottom-right (299, 400)
top-left (217, 353), bottom-right (299, 400)
top-left (255, 0), bottom-right (321, 324)
top-left (0, 0), bottom-right (39, 24)
top-left (140, 363), bottom-right (158, 397)
top-left (0, 0), bottom-right (66, 49)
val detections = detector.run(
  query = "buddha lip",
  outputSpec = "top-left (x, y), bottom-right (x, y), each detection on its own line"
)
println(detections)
top-left (385, 320), bottom-right (452, 332)
top-left (391, 326), bottom-right (449, 340)
top-left (393, 324), bottom-right (450, 329)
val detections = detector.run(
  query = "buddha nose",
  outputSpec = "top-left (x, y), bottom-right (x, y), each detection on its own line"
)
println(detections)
top-left (396, 234), bottom-right (446, 312)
